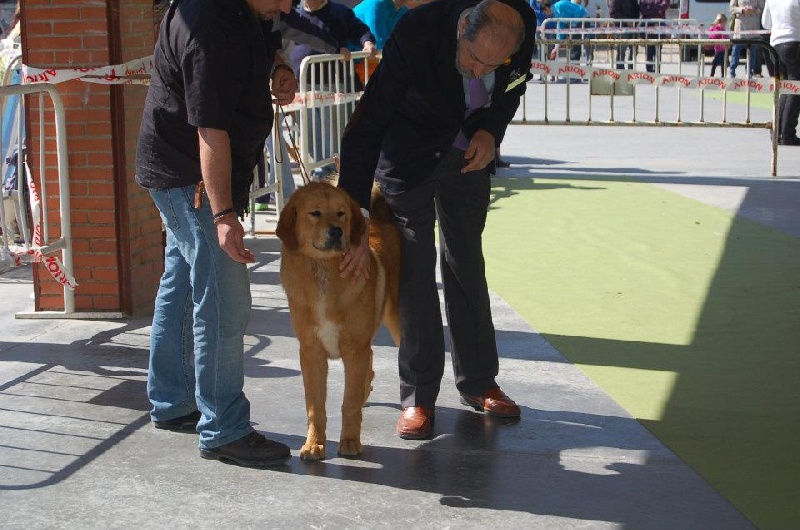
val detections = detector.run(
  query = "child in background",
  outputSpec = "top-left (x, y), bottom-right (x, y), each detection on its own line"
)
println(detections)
top-left (708, 13), bottom-right (728, 78)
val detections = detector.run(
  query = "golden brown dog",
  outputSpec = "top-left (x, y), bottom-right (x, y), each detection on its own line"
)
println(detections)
top-left (275, 181), bottom-right (401, 460)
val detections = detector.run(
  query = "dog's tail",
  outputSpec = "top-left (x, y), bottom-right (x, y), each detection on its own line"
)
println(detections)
top-left (369, 185), bottom-right (402, 347)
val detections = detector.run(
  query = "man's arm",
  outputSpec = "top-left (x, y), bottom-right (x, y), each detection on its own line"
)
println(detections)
top-left (337, 24), bottom-right (415, 212)
top-left (336, 19), bottom-right (417, 283)
top-left (198, 127), bottom-right (254, 264)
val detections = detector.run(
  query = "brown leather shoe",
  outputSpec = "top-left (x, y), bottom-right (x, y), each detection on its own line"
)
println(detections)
top-left (396, 406), bottom-right (435, 439)
top-left (460, 388), bottom-right (521, 418)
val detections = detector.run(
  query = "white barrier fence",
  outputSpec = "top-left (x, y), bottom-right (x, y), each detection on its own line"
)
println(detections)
top-left (525, 19), bottom-right (794, 175)
top-left (244, 51), bottom-right (380, 227)
top-left (0, 82), bottom-right (76, 315)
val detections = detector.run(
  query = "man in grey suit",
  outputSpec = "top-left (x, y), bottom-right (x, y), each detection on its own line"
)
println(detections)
top-left (337, 0), bottom-right (536, 439)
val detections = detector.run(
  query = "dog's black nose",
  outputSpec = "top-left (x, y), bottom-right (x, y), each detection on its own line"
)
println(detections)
top-left (328, 226), bottom-right (343, 240)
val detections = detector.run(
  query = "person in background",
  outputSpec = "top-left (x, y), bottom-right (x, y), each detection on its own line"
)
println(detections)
top-left (728, 0), bottom-right (765, 78)
top-left (253, 8), bottom-right (342, 211)
top-left (762, 0), bottom-right (800, 145)
top-left (577, 0), bottom-right (606, 61)
top-left (548, 0), bottom-right (587, 63)
top-left (531, 0), bottom-right (555, 82)
top-left (136, 0), bottom-right (298, 468)
top-left (609, 0), bottom-right (639, 69)
top-left (531, 0), bottom-right (552, 27)
top-left (638, 0), bottom-right (669, 73)
top-left (581, 0), bottom-right (606, 19)
top-left (290, 0), bottom-right (377, 179)
top-left (353, 0), bottom-right (431, 50)
top-left (337, 0), bottom-right (536, 440)
top-left (708, 13), bottom-right (728, 77)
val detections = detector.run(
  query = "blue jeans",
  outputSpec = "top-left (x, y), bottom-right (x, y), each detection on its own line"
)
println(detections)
top-left (729, 43), bottom-right (758, 77)
top-left (148, 185), bottom-right (253, 450)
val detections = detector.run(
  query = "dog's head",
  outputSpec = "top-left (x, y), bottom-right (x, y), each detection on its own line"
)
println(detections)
top-left (276, 182), bottom-right (367, 258)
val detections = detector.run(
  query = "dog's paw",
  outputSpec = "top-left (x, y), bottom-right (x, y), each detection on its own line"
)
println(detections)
top-left (338, 438), bottom-right (362, 456)
top-left (300, 443), bottom-right (326, 460)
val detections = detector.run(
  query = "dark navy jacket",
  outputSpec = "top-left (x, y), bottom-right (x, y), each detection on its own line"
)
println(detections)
top-left (337, 0), bottom-right (537, 211)
top-left (289, 1), bottom-right (375, 79)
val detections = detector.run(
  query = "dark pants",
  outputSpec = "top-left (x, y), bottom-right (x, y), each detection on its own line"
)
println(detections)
top-left (776, 41), bottom-right (800, 142)
top-left (755, 34), bottom-right (776, 76)
top-left (730, 43), bottom-right (759, 77)
top-left (711, 51), bottom-right (725, 77)
top-left (379, 147), bottom-right (499, 408)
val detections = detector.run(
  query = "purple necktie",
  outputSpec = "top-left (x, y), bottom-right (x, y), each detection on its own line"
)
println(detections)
top-left (453, 77), bottom-right (489, 150)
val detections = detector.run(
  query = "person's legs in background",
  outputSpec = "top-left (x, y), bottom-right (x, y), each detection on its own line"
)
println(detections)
top-left (775, 42), bottom-right (800, 145)
top-left (747, 43), bottom-right (760, 77)
top-left (711, 51), bottom-right (724, 77)
top-left (729, 43), bottom-right (743, 77)
top-left (646, 44), bottom-right (656, 73)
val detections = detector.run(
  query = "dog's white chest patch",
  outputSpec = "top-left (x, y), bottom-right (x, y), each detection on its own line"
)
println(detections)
top-left (316, 303), bottom-right (340, 359)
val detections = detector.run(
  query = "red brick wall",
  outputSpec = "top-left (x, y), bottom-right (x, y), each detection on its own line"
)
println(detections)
top-left (20, 0), bottom-right (161, 315)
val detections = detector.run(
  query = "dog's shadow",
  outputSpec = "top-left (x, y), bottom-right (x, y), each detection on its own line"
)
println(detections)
top-left (264, 406), bottom-right (692, 526)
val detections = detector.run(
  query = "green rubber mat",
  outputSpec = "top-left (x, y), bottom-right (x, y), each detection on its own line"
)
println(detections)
top-left (484, 176), bottom-right (800, 530)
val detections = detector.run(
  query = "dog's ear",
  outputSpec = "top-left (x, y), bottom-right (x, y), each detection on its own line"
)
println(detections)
top-left (275, 200), bottom-right (298, 250)
top-left (349, 196), bottom-right (367, 245)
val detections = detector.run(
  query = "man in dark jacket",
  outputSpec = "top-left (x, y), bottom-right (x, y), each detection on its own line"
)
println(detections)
top-left (337, 0), bottom-right (536, 440)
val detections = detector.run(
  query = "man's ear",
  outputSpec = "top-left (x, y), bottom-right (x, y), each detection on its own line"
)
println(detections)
top-left (275, 201), bottom-right (298, 250)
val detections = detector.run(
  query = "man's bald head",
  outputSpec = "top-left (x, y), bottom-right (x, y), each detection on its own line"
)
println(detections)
top-left (461, 0), bottom-right (524, 56)
top-left (455, 0), bottom-right (524, 78)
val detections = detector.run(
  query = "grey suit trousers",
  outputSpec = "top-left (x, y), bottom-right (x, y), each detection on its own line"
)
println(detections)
top-left (378, 147), bottom-right (500, 408)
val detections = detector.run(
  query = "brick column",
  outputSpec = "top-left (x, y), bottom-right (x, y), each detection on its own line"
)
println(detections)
top-left (20, 0), bottom-right (162, 315)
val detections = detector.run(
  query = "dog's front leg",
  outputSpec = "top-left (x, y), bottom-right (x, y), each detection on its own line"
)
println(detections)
top-left (339, 347), bottom-right (372, 456)
top-left (300, 348), bottom-right (328, 460)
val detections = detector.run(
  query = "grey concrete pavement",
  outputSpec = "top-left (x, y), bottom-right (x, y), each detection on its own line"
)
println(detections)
top-left (3, 83), bottom-right (799, 528)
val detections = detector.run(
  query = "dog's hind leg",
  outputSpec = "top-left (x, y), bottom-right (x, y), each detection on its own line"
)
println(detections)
top-left (338, 348), bottom-right (371, 456)
top-left (300, 349), bottom-right (328, 460)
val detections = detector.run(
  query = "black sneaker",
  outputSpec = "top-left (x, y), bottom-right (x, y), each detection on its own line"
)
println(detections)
top-left (153, 410), bottom-right (201, 433)
top-left (200, 431), bottom-right (291, 468)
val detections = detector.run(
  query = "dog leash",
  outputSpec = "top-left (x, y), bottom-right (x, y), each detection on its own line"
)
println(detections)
top-left (274, 103), bottom-right (313, 186)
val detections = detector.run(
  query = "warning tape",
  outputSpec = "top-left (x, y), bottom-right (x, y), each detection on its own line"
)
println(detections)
top-left (532, 60), bottom-right (800, 94)
top-left (538, 26), bottom-right (770, 37)
top-left (20, 56), bottom-right (153, 85)
top-left (2, 167), bottom-right (78, 288)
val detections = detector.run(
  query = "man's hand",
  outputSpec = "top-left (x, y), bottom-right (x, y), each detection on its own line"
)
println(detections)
top-left (340, 47), bottom-right (352, 62)
top-left (462, 129), bottom-right (496, 173)
top-left (362, 41), bottom-right (377, 59)
top-left (216, 216), bottom-right (255, 264)
top-left (271, 66), bottom-right (297, 105)
top-left (339, 220), bottom-right (371, 283)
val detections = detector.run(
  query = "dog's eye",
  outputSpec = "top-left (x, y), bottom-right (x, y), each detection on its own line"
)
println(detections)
top-left (336, 210), bottom-right (345, 218)
top-left (309, 210), bottom-right (321, 218)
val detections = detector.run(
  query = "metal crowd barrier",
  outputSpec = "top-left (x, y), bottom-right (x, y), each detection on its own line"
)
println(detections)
top-left (245, 51), bottom-right (380, 230)
top-left (526, 18), bottom-right (786, 175)
top-left (0, 82), bottom-right (75, 315)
